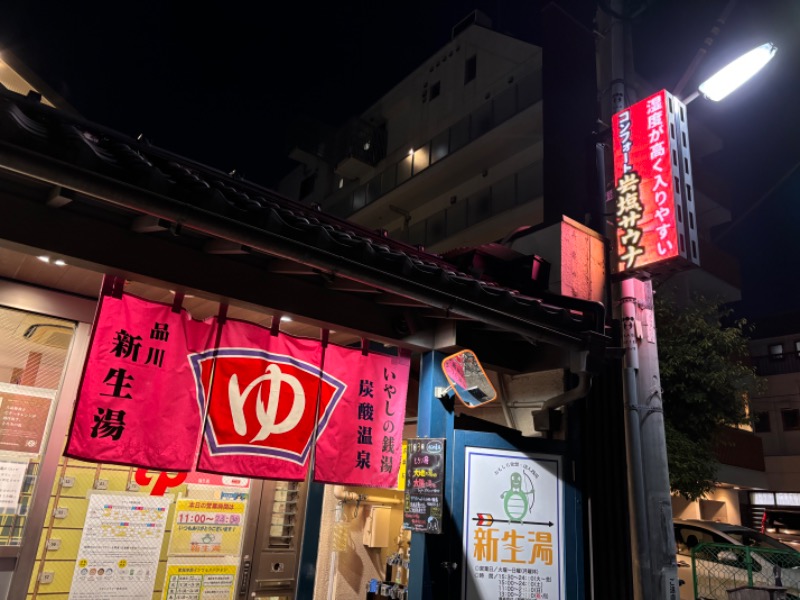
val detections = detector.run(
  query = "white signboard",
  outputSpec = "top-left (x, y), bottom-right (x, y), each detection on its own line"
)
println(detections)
top-left (69, 493), bottom-right (172, 600)
top-left (0, 459), bottom-right (28, 512)
top-left (162, 558), bottom-right (239, 600)
top-left (462, 448), bottom-right (564, 600)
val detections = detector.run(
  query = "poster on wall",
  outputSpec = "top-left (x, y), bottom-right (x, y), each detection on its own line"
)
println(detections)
top-left (0, 386), bottom-right (54, 454)
top-left (168, 499), bottom-right (245, 557)
top-left (462, 448), bottom-right (564, 600)
top-left (161, 559), bottom-right (238, 600)
top-left (0, 459), bottom-right (29, 512)
top-left (68, 492), bottom-right (172, 600)
top-left (402, 438), bottom-right (445, 534)
top-left (397, 440), bottom-right (407, 491)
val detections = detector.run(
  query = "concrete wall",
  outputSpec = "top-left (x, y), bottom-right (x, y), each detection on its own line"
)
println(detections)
top-left (765, 455), bottom-right (800, 491)
top-left (376, 25), bottom-right (540, 157)
top-left (671, 487), bottom-right (742, 525)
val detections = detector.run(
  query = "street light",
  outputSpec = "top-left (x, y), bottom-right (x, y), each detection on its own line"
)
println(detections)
top-left (684, 42), bottom-right (777, 104)
top-left (609, 35), bottom-right (778, 600)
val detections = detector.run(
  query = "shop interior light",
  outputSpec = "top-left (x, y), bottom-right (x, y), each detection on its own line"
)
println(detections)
top-left (698, 42), bottom-right (777, 101)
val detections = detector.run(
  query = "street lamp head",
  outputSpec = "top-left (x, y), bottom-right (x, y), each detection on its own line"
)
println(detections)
top-left (698, 42), bottom-right (777, 102)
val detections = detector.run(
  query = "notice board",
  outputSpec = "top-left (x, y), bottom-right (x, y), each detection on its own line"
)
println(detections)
top-left (402, 438), bottom-right (445, 534)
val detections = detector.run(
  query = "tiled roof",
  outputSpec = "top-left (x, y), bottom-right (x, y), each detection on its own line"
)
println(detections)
top-left (0, 87), bottom-right (606, 355)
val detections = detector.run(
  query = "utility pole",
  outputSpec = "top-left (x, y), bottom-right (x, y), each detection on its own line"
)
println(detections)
top-left (617, 278), bottom-right (679, 600)
top-left (606, 1), bottom-right (679, 598)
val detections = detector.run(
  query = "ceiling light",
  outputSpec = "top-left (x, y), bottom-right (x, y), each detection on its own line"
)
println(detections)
top-left (53, 259), bottom-right (67, 267)
top-left (698, 42), bottom-right (777, 102)
top-left (37, 255), bottom-right (50, 263)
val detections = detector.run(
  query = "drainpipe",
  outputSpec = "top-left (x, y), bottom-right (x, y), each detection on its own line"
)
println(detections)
top-left (531, 371), bottom-right (592, 435)
top-left (542, 372), bottom-right (591, 411)
top-left (327, 501), bottom-right (343, 600)
top-left (332, 485), bottom-right (402, 505)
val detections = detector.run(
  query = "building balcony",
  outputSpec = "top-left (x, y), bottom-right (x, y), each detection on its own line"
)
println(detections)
top-left (333, 118), bottom-right (388, 177)
top-left (324, 69), bottom-right (543, 223)
top-left (752, 351), bottom-right (800, 376)
top-left (714, 426), bottom-right (765, 472)
top-left (396, 161), bottom-right (543, 250)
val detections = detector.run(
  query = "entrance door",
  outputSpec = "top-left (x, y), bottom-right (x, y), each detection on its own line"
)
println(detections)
top-left (451, 429), bottom-right (583, 600)
top-left (238, 479), bottom-right (309, 600)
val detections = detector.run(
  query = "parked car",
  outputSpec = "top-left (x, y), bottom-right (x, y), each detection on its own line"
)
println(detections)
top-left (762, 509), bottom-right (800, 549)
top-left (674, 519), bottom-right (800, 600)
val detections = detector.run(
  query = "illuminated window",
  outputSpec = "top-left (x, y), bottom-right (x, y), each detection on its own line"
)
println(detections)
top-left (769, 343), bottom-right (784, 360)
top-left (775, 493), bottom-right (800, 507)
top-left (464, 55), bottom-right (477, 84)
top-left (751, 492), bottom-right (776, 506)
top-left (753, 411), bottom-right (770, 433)
top-left (781, 408), bottom-right (800, 431)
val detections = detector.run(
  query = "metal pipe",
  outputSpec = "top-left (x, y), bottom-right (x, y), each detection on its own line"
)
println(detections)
top-left (620, 278), bottom-right (650, 600)
top-left (623, 363), bottom-right (652, 600)
top-left (542, 372), bottom-right (591, 411)
top-left (497, 374), bottom-right (517, 429)
top-left (327, 501), bottom-right (343, 600)
top-left (332, 485), bottom-right (402, 506)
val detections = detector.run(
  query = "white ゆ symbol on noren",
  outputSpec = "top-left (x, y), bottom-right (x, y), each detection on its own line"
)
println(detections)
top-left (227, 364), bottom-right (305, 442)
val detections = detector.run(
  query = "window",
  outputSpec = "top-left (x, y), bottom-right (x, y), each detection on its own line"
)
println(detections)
top-left (430, 81), bottom-right (441, 100)
top-left (753, 411), bottom-right (771, 433)
top-left (769, 343), bottom-right (784, 360)
top-left (751, 492), bottom-right (776, 506)
top-left (464, 55), bottom-right (477, 84)
top-left (0, 306), bottom-right (75, 547)
top-left (774, 494), bottom-right (800, 507)
top-left (796, 340), bottom-right (800, 356)
top-left (781, 408), bottom-right (800, 431)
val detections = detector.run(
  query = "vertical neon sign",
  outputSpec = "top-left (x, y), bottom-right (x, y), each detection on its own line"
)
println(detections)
top-left (612, 90), bottom-right (682, 273)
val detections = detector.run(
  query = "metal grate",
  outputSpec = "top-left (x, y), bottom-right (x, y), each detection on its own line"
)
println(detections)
top-left (691, 542), bottom-right (800, 599)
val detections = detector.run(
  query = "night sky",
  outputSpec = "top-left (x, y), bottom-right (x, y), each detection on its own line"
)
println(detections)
top-left (2, 1), bottom-right (800, 321)
top-left (1, 1), bottom-right (534, 186)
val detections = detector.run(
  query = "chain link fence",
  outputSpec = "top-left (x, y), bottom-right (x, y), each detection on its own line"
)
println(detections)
top-left (691, 542), bottom-right (800, 599)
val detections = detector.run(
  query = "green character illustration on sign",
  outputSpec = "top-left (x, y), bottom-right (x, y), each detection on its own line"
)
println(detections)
top-left (501, 471), bottom-right (536, 522)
